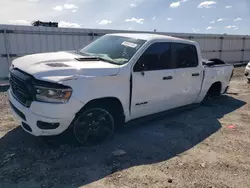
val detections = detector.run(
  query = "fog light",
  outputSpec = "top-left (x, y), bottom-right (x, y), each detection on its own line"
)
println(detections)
top-left (22, 122), bottom-right (32, 132)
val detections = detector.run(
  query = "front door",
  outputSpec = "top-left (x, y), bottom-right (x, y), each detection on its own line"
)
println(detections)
top-left (131, 42), bottom-right (177, 119)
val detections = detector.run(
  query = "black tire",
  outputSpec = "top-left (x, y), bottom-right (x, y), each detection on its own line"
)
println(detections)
top-left (202, 83), bottom-right (221, 104)
top-left (73, 106), bottom-right (115, 146)
top-left (201, 92), bottom-right (211, 105)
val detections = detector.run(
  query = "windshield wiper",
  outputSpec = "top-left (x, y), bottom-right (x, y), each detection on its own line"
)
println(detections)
top-left (94, 56), bottom-right (120, 65)
top-left (75, 51), bottom-right (90, 56)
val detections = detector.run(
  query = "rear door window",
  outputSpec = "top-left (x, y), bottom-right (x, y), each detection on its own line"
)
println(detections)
top-left (172, 43), bottom-right (198, 68)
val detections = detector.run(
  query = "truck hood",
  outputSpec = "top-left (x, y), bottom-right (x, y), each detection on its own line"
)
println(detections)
top-left (11, 51), bottom-right (120, 82)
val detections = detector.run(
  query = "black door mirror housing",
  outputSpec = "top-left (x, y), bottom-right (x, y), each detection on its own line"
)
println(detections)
top-left (134, 57), bottom-right (147, 72)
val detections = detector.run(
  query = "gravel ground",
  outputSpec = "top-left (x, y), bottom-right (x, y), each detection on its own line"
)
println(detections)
top-left (0, 67), bottom-right (249, 188)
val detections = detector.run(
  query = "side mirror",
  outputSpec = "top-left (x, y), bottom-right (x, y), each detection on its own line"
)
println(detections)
top-left (134, 57), bottom-right (147, 72)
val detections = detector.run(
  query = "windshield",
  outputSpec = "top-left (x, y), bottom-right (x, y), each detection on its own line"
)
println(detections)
top-left (80, 35), bottom-right (146, 65)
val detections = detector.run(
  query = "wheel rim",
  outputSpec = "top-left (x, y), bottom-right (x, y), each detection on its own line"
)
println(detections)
top-left (73, 108), bottom-right (114, 145)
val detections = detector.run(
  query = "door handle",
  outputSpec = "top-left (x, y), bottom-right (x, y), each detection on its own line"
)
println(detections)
top-left (163, 76), bottom-right (173, 80)
top-left (192, 73), bottom-right (200, 76)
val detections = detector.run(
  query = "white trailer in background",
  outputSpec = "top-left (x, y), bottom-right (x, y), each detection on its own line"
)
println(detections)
top-left (0, 24), bottom-right (249, 79)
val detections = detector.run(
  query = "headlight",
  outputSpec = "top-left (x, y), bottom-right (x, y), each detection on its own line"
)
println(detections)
top-left (35, 86), bottom-right (72, 103)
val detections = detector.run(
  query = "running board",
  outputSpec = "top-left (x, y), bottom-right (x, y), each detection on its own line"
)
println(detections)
top-left (126, 103), bottom-right (200, 127)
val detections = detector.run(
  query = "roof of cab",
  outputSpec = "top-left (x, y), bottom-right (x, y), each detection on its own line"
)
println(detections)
top-left (108, 33), bottom-right (196, 44)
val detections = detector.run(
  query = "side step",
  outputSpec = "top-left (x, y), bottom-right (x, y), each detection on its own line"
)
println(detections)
top-left (126, 103), bottom-right (200, 127)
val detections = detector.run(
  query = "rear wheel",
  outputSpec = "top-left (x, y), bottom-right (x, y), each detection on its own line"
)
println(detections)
top-left (202, 82), bottom-right (222, 104)
top-left (73, 107), bottom-right (115, 146)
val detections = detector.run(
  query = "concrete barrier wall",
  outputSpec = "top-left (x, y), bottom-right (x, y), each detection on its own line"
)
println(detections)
top-left (0, 24), bottom-right (249, 79)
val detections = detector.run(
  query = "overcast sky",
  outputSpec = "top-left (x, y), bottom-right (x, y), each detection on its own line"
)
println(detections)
top-left (0, 0), bottom-right (250, 35)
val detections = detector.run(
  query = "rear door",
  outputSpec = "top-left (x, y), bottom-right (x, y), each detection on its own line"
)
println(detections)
top-left (171, 43), bottom-right (203, 106)
top-left (131, 42), bottom-right (177, 119)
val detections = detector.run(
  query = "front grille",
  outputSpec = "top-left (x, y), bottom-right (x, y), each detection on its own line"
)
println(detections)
top-left (9, 69), bottom-right (34, 107)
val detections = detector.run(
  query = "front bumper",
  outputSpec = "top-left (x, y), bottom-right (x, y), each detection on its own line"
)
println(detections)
top-left (8, 90), bottom-right (84, 136)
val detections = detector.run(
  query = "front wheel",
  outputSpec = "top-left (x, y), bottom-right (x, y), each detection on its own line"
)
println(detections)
top-left (73, 108), bottom-right (115, 146)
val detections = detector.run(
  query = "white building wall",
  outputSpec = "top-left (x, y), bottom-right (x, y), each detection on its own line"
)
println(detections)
top-left (0, 24), bottom-right (250, 79)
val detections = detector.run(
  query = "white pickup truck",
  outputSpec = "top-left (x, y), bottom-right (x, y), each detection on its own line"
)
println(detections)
top-left (8, 33), bottom-right (234, 145)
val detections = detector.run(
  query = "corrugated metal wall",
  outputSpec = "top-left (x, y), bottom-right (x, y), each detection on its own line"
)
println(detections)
top-left (1, 24), bottom-right (250, 79)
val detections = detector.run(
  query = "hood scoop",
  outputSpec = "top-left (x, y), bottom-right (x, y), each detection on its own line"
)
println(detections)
top-left (75, 56), bottom-right (101, 62)
top-left (46, 62), bottom-right (71, 67)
